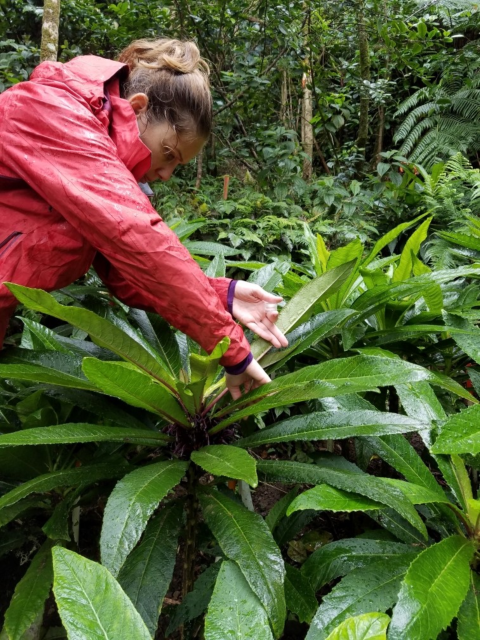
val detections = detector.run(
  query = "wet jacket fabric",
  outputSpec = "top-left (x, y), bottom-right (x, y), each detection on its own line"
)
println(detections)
top-left (0, 56), bottom-right (250, 366)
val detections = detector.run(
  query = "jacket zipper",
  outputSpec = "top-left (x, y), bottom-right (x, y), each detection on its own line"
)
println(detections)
top-left (0, 231), bottom-right (22, 258)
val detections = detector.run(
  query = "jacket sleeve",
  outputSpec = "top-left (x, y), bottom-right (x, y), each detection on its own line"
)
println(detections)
top-left (94, 253), bottom-right (233, 314)
top-left (0, 82), bottom-right (249, 366)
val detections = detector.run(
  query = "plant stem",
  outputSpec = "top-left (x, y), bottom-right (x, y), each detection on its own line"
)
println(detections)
top-left (180, 465), bottom-right (199, 639)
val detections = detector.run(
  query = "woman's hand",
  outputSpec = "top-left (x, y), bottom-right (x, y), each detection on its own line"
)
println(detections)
top-left (226, 358), bottom-right (271, 400)
top-left (232, 281), bottom-right (288, 349)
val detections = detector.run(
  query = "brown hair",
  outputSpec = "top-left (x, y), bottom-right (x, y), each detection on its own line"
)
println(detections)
top-left (118, 38), bottom-right (212, 140)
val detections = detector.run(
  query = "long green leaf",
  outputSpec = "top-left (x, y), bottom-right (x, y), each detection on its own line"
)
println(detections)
top-left (324, 613), bottom-right (390, 640)
top-left (205, 561), bottom-right (274, 640)
top-left (198, 489), bottom-right (286, 638)
top-left (214, 356), bottom-right (441, 430)
top-left (363, 213), bottom-right (429, 268)
top-left (389, 535), bottom-right (475, 640)
top-left (100, 460), bottom-right (187, 577)
top-left (251, 261), bottom-right (355, 360)
top-left (457, 572), bottom-right (480, 640)
top-left (4, 540), bottom-right (54, 640)
top-left (6, 284), bottom-right (176, 391)
top-left (305, 557), bottom-right (411, 640)
top-left (302, 538), bottom-right (416, 592)
top-left (191, 445), bottom-right (258, 487)
top-left (52, 547), bottom-right (151, 640)
top-left (287, 485), bottom-right (382, 515)
top-left (284, 564), bottom-right (318, 624)
top-left (392, 217), bottom-right (432, 282)
top-left (432, 404), bottom-right (480, 454)
top-left (0, 424), bottom-right (169, 448)
top-left (118, 505), bottom-right (182, 635)
top-left (0, 363), bottom-right (96, 391)
top-left (0, 461), bottom-right (128, 511)
top-left (237, 411), bottom-right (423, 447)
top-left (82, 359), bottom-right (188, 426)
top-left (257, 460), bottom-right (426, 536)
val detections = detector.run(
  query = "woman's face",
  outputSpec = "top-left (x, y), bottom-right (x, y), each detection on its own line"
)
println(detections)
top-left (128, 93), bottom-right (205, 183)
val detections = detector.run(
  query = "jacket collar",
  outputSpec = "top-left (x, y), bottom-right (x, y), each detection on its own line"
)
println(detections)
top-left (31, 56), bottom-right (152, 181)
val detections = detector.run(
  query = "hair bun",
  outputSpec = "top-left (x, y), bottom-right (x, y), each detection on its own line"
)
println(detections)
top-left (119, 38), bottom-right (209, 76)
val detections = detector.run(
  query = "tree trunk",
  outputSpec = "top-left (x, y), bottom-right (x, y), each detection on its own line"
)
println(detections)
top-left (355, 0), bottom-right (370, 156)
top-left (40, 0), bottom-right (61, 62)
top-left (195, 149), bottom-right (203, 190)
top-left (373, 105), bottom-right (385, 167)
top-left (280, 68), bottom-right (289, 127)
top-left (301, 71), bottom-right (313, 180)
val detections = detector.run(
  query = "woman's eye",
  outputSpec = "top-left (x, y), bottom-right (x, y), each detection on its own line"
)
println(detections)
top-left (164, 149), bottom-right (175, 162)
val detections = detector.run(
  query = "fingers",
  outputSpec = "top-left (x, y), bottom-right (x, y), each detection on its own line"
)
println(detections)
top-left (246, 321), bottom-right (283, 348)
top-left (263, 317), bottom-right (289, 347)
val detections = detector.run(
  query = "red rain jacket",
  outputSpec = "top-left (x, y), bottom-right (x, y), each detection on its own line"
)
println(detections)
top-left (0, 56), bottom-right (250, 366)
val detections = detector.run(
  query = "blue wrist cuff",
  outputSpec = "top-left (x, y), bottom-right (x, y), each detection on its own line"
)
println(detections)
top-left (225, 352), bottom-right (253, 375)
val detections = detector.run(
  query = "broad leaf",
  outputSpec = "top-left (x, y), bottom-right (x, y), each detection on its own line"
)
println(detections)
top-left (284, 564), bottom-right (317, 624)
top-left (214, 356), bottom-right (443, 430)
top-left (302, 538), bottom-right (416, 592)
top-left (6, 284), bottom-right (176, 391)
top-left (392, 217), bottom-right (432, 282)
top-left (457, 572), bottom-right (480, 640)
top-left (446, 312), bottom-right (480, 364)
top-left (0, 461), bottom-right (128, 511)
top-left (287, 485), bottom-right (382, 515)
top-left (118, 505), bottom-right (182, 635)
top-left (4, 540), bottom-right (54, 640)
top-left (82, 359), bottom-right (189, 426)
top-left (0, 424), bottom-right (169, 448)
top-left (324, 613), bottom-right (390, 640)
top-left (191, 445), bottom-right (258, 487)
top-left (389, 535), bottom-right (475, 640)
top-left (205, 561), bottom-right (274, 640)
top-left (257, 460), bottom-right (426, 536)
top-left (100, 460), bottom-right (187, 576)
top-left (237, 411), bottom-right (422, 447)
top-left (305, 557), bottom-right (411, 640)
top-left (52, 547), bottom-right (151, 640)
top-left (363, 213), bottom-right (429, 268)
top-left (131, 310), bottom-right (182, 377)
top-left (431, 404), bottom-right (480, 454)
top-left (199, 489), bottom-right (286, 637)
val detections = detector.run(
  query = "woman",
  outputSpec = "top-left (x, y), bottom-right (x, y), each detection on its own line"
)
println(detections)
top-left (0, 38), bottom-right (287, 398)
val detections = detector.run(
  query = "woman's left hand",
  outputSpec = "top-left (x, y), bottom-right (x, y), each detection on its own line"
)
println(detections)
top-left (232, 281), bottom-right (288, 349)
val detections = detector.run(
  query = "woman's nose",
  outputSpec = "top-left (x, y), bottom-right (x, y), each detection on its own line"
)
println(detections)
top-left (157, 162), bottom-right (179, 182)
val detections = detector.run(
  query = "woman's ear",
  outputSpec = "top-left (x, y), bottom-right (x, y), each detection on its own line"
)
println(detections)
top-left (127, 92), bottom-right (149, 115)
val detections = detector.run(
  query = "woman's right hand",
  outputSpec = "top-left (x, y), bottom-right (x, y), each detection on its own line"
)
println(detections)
top-left (226, 358), bottom-right (271, 400)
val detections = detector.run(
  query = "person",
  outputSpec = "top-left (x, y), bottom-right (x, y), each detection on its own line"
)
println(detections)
top-left (0, 38), bottom-right (287, 399)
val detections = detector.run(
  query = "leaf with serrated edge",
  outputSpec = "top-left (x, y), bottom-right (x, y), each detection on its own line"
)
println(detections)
top-left (6, 283), bottom-right (176, 391)
top-left (306, 557), bottom-right (412, 640)
top-left (389, 535), bottom-right (475, 640)
top-left (432, 404), bottom-right (480, 454)
top-left (324, 612), bottom-right (390, 640)
top-left (0, 424), bottom-right (169, 448)
top-left (52, 547), bottom-right (151, 640)
top-left (457, 572), bottom-right (480, 640)
top-left (284, 564), bottom-right (317, 624)
top-left (302, 538), bottom-right (416, 592)
top-left (118, 505), bottom-right (182, 635)
top-left (191, 445), bottom-right (257, 487)
top-left (287, 485), bottom-right (382, 515)
top-left (4, 540), bottom-right (54, 640)
top-left (0, 363), bottom-right (96, 391)
top-left (0, 461), bottom-right (128, 511)
top-left (199, 489), bottom-right (286, 638)
top-left (82, 359), bottom-right (188, 426)
top-left (205, 561), bottom-right (274, 640)
top-left (257, 460), bottom-right (426, 537)
top-left (100, 461), bottom-right (187, 576)
top-left (237, 411), bottom-right (422, 448)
